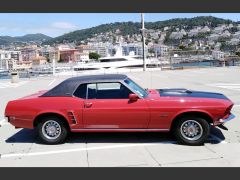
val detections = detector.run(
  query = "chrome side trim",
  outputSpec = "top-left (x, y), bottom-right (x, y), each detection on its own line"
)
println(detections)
top-left (11, 117), bottom-right (32, 121)
top-left (219, 114), bottom-right (235, 124)
top-left (71, 128), bottom-right (170, 132)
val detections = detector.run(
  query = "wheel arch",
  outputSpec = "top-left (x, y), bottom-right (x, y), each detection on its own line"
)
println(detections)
top-left (33, 112), bottom-right (70, 130)
top-left (170, 110), bottom-right (213, 131)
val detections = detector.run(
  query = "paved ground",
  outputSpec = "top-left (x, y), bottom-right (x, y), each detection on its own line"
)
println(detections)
top-left (0, 67), bottom-right (240, 167)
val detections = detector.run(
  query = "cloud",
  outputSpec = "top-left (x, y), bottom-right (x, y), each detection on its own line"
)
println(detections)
top-left (51, 22), bottom-right (79, 30)
top-left (17, 22), bottom-right (80, 37)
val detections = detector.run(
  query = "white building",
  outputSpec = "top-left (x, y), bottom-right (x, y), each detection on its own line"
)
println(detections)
top-left (0, 50), bottom-right (11, 69)
top-left (212, 50), bottom-right (225, 60)
top-left (6, 60), bottom-right (32, 71)
top-left (10, 51), bottom-right (22, 61)
top-left (95, 45), bottom-right (108, 57)
top-left (220, 30), bottom-right (231, 38)
top-left (200, 26), bottom-right (211, 33)
top-left (150, 45), bottom-right (169, 57)
top-left (233, 31), bottom-right (240, 39)
top-left (169, 32), bottom-right (184, 39)
top-left (88, 42), bottom-right (111, 58)
top-left (75, 52), bottom-right (89, 62)
top-left (213, 25), bottom-right (226, 34)
top-left (188, 29), bottom-right (199, 37)
top-left (208, 34), bottom-right (220, 41)
top-left (0, 50), bottom-right (22, 69)
top-left (122, 43), bottom-right (146, 56)
top-left (227, 38), bottom-right (240, 45)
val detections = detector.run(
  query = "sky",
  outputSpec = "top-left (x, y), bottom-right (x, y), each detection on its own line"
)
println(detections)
top-left (0, 13), bottom-right (240, 38)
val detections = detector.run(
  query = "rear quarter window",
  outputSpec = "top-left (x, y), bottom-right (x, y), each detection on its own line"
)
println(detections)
top-left (73, 84), bottom-right (87, 99)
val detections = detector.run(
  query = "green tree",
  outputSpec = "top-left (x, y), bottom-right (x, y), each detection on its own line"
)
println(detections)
top-left (179, 44), bottom-right (186, 50)
top-left (89, 52), bottom-right (101, 60)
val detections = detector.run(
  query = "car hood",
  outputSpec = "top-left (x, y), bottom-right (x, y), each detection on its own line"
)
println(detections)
top-left (155, 88), bottom-right (230, 100)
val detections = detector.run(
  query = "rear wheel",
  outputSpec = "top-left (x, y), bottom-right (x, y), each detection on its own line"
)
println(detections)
top-left (173, 116), bottom-right (210, 146)
top-left (37, 116), bottom-right (69, 145)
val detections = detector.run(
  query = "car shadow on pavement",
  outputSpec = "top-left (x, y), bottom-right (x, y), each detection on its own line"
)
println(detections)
top-left (68, 132), bottom-right (176, 144)
top-left (5, 129), bottom-right (38, 143)
top-left (5, 129), bottom-right (176, 144)
top-left (5, 126), bottom-right (226, 145)
top-left (207, 126), bottom-right (226, 144)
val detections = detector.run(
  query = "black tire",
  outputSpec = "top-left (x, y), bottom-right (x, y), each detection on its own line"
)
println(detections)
top-left (37, 116), bottom-right (69, 145)
top-left (173, 116), bottom-right (210, 146)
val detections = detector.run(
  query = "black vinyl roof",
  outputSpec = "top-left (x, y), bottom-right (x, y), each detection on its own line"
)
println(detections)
top-left (41, 74), bottom-right (128, 97)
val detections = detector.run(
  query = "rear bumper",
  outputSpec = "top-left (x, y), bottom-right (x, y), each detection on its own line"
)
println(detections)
top-left (214, 114), bottom-right (235, 126)
top-left (6, 116), bottom-right (34, 129)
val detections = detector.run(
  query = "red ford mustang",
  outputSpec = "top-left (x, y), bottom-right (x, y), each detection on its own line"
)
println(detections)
top-left (5, 74), bottom-right (235, 145)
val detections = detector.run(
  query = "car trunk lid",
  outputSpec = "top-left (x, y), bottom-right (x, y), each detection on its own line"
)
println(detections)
top-left (19, 90), bottom-right (48, 99)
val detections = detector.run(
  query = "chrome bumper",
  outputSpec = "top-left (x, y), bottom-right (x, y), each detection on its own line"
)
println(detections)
top-left (219, 114), bottom-right (235, 124)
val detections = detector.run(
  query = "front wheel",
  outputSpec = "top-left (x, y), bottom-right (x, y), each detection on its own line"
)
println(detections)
top-left (174, 116), bottom-right (210, 146)
top-left (37, 116), bottom-right (69, 145)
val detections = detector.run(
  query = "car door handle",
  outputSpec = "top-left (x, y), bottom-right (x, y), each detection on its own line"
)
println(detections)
top-left (84, 102), bottom-right (93, 108)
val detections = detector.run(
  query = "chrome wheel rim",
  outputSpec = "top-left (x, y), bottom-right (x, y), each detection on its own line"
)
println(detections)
top-left (180, 120), bottom-right (203, 141)
top-left (42, 120), bottom-right (61, 140)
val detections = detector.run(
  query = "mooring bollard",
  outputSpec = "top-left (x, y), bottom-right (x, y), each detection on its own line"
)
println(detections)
top-left (11, 71), bottom-right (19, 83)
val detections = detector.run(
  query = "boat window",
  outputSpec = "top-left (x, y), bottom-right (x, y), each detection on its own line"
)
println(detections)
top-left (100, 58), bottom-right (127, 62)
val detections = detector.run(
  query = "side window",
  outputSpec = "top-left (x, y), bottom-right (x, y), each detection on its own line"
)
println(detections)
top-left (73, 84), bottom-right (87, 99)
top-left (96, 82), bottom-right (132, 99)
top-left (87, 83), bottom-right (97, 99)
top-left (74, 82), bottom-right (133, 99)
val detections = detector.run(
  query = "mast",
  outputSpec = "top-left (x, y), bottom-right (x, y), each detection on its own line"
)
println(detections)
top-left (141, 13), bottom-right (146, 71)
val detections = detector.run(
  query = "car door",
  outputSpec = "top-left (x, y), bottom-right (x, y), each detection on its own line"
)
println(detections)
top-left (81, 82), bottom-right (150, 129)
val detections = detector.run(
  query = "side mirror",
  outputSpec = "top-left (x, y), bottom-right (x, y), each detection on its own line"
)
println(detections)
top-left (129, 93), bottom-right (139, 102)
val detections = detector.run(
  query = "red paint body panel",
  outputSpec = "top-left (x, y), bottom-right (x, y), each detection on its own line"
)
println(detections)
top-left (145, 90), bottom-right (231, 129)
top-left (5, 88), bottom-right (234, 132)
top-left (83, 99), bottom-right (149, 128)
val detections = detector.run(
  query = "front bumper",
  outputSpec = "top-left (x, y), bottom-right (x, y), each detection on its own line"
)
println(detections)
top-left (214, 114), bottom-right (235, 126)
top-left (219, 114), bottom-right (235, 123)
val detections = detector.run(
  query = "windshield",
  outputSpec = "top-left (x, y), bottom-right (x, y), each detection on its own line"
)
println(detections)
top-left (124, 78), bottom-right (148, 98)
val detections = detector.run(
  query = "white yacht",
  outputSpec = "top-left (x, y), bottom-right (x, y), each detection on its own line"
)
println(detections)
top-left (73, 44), bottom-right (163, 71)
top-left (73, 55), bottom-right (159, 71)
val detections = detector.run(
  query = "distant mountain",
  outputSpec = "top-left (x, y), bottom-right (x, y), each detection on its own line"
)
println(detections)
top-left (0, 33), bottom-right (52, 45)
top-left (15, 33), bottom-right (52, 42)
top-left (45, 16), bottom-right (235, 45)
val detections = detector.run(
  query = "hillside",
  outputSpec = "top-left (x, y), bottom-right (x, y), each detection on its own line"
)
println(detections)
top-left (45, 16), bottom-right (235, 45)
top-left (0, 33), bottom-right (52, 45)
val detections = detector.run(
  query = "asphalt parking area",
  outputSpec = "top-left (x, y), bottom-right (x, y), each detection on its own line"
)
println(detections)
top-left (0, 67), bottom-right (240, 167)
top-left (0, 124), bottom-right (229, 167)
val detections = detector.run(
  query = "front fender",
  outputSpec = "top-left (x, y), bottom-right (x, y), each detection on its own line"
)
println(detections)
top-left (170, 109), bottom-right (214, 127)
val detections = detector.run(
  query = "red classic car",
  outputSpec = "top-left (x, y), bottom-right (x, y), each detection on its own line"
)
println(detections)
top-left (5, 74), bottom-right (235, 145)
